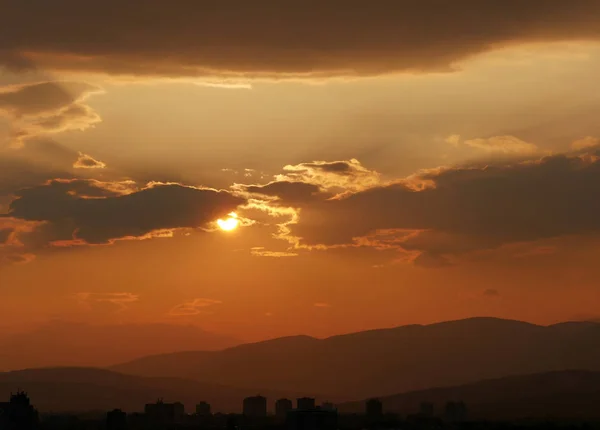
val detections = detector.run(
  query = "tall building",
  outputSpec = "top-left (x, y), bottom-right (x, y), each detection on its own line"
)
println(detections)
top-left (321, 402), bottom-right (335, 411)
top-left (296, 397), bottom-right (316, 410)
top-left (419, 401), bottom-right (434, 418)
top-left (0, 392), bottom-right (39, 430)
top-left (287, 409), bottom-right (337, 430)
top-left (366, 398), bottom-right (383, 419)
top-left (444, 401), bottom-right (467, 422)
top-left (196, 401), bottom-right (211, 416)
top-left (107, 409), bottom-right (127, 430)
top-left (276, 398), bottom-right (293, 418)
top-left (243, 395), bottom-right (267, 417)
top-left (145, 399), bottom-right (185, 423)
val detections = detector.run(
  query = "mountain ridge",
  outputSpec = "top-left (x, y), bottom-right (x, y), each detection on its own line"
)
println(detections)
top-left (339, 369), bottom-right (600, 420)
top-left (111, 317), bottom-right (600, 399)
top-left (0, 321), bottom-right (240, 371)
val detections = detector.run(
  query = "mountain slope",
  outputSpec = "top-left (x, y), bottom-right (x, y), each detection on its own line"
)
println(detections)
top-left (0, 321), bottom-right (240, 371)
top-left (339, 370), bottom-right (600, 420)
top-left (0, 367), bottom-right (322, 413)
top-left (111, 317), bottom-right (600, 399)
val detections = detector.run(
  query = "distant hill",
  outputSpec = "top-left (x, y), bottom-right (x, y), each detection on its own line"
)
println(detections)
top-left (111, 317), bottom-right (600, 399)
top-left (339, 370), bottom-right (600, 420)
top-left (0, 321), bottom-right (240, 371)
top-left (0, 367), bottom-right (325, 414)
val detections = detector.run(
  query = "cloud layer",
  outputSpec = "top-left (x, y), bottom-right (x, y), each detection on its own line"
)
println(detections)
top-left (4, 180), bottom-right (245, 251)
top-left (2, 1), bottom-right (600, 78)
top-left (250, 150), bottom-right (600, 264)
top-left (0, 82), bottom-right (103, 146)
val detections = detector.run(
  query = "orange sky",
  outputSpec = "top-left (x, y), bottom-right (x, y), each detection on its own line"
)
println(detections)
top-left (1, 1), bottom-right (600, 350)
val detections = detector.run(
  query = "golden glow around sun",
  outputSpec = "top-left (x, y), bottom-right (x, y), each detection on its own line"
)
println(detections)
top-left (217, 212), bottom-right (239, 231)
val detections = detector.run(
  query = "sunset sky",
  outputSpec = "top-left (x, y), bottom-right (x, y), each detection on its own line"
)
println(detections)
top-left (1, 0), bottom-right (600, 343)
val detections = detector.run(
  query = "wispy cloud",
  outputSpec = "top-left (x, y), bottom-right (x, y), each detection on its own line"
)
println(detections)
top-left (0, 81), bottom-right (103, 147)
top-left (73, 152), bottom-right (106, 169)
top-left (483, 288), bottom-right (500, 298)
top-left (449, 135), bottom-right (539, 154)
top-left (169, 298), bottom-right (223, 316)
top-left (313, 302), bottom-right (332, 308)
top-left (75, 292), bottom-right (140, 312)
top-left (571, 136), bottom-right (599, 150)
top-left (250, 247), bottom-right (298, 258)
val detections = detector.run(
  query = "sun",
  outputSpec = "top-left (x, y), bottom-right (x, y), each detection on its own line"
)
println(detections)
top-left (217, 212), bottom-right (239, 231)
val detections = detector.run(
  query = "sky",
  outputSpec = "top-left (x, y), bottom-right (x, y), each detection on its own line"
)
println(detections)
top-left (1, 0), bottom-right (600, 344)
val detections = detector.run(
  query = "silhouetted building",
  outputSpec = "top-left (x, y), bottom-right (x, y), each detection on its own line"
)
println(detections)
top-left (107, 409), bottom-right (127, 430)
top-left (276, 398), bottom-right (293, 418)
top-left (444, 401), bottom-right (467, 422)
top-left (0, 392), bottom-right (39, 430)
top-left (243, 395), bottom-right (267, 418)
top-left (287, 409), bottom-right (337, 430)
top-left (296, 397), bottom-right (315, 411)
top-left (226, 414), bottom-right (238, 430)
top-left (419, 401), bottom-right (434, 417)
top-left (366, 398), bottom-right (383, 420)
top-left (320, 402), bottom-right (335, 411)
top-left (196, 401), bottom-right (212, 417)
top-left (144, 399), bottom-right (184, 423)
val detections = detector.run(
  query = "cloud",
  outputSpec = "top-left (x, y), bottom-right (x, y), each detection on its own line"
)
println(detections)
top-left (250, 247), bottom-right (298, 258)
top-left (73, 152), bottom-right (106, 169)
top-left (5, 179), bottom-right (245, 247)
top-left (411, 252), bottom-right (453, 268)
top-left (514, 245), bottom-right (557, 258)
top-left (0, 228), bottom-right (12, 244)
top-left (0, 217), bottom-right (44, 265)
top-left (0, 252), bottom-right (35, 265)
top-left (275, 159), bottom-right (380, 193)
top-left (461, 136), bottom-right (539, 154)
top-left (313, 302), bottom-right (332, 308)
top-left (571, 136), bottom-right (600, 150)
top-left (0, 81), bottom-right (103, 146)
top-left (0, 140), bottom-right (79, 198)
top-left (483, 288), bottom-right (500, 297)
top-left (2, 1), bottom-right (600, 78)
top-left (75, 292), bottom-right (140, 312)
top-left (445, 135), bottom-right (461, 147)
top-left (169, 298), bottom-right (223, 316)
top-left (285, 149), bottom-right (600, 263)
top-left (237, 181), bottom-right (326, 204)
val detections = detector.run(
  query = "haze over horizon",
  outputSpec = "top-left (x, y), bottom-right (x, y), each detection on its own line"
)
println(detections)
top-left (2, 1), bottom-right (600, 363)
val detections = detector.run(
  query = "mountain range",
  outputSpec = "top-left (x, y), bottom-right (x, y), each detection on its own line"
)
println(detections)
top-left (0, 321), bottom-right (240, 371)
top-left (111, 317), bottom-right (600, 399)
top-left (339, 370), bottom-right (600, 420)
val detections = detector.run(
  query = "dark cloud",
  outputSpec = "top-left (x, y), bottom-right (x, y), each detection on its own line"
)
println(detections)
top-left (290, 151), bottom-right (600, 259)
top-left (0, 252), bottom-right (35, 265)
top-left (277, 159), bottom-right (380, 192)
top-left (240, 181), bottom-right (326, 204)
top-left (0, 81), bottom-right (100, 116)
top-left (0, 144), bottom-right (74, 196)
top-left (6, 180), bottom-right (245, 245)
top-left (300, 161), bottom-right (356, 175)
top-left (0, 228), bottom-right (11, 244)
top-left (483, 288), bottom-right (501, 297)
top-left (2, 1), bottom-right (600, 78)
top-left (0, 82), bottom-right (102, 146)
top-left (412, 252), bottom-right (452, 268)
